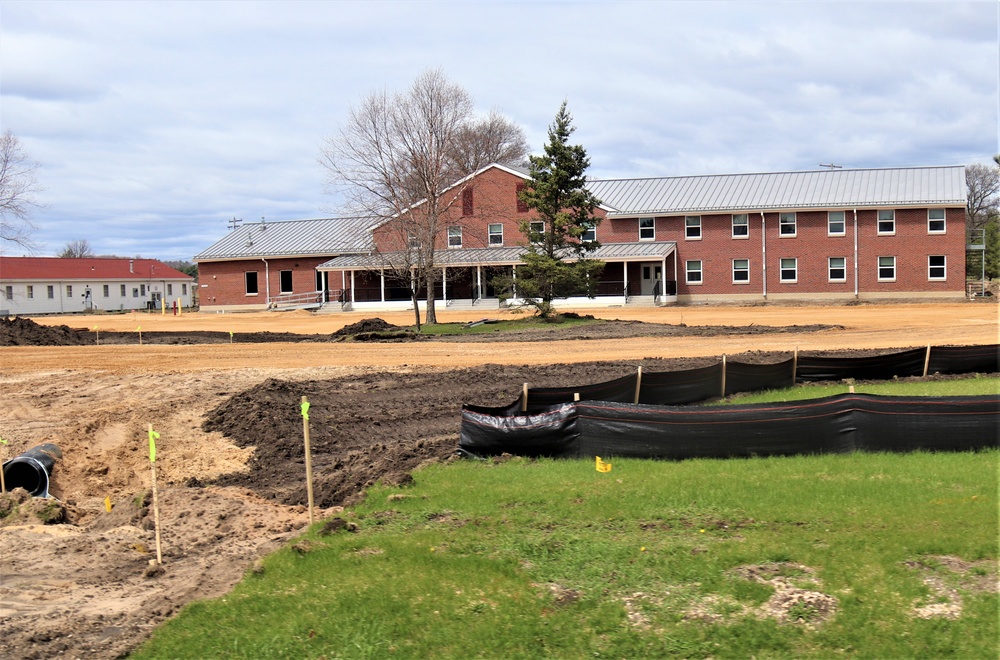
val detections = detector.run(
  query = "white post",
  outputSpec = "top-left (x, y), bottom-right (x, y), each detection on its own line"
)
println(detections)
top-left (380, 269), bottom-right (386, 302)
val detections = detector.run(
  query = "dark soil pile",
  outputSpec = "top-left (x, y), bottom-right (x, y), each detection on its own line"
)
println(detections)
top-left (0, 317), bottom-right (89, 346)
top-left (331, 317), bottom-right (404, 336)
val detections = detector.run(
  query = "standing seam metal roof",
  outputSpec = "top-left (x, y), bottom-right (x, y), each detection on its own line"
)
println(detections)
top-left (586, 166), bottom-right (966, 216)
top-left (194, 217), bottom-right (379, 261)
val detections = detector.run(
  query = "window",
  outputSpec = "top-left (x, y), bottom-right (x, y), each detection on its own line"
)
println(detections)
top-left (779, 258), bottom-right (797, 283)
top-left (488, 223), bottom-right (503, 245)
top-left (928, 209), bottom-right (946, 233)
top-left (829, 257), bottom-right (846, 282)
top-left (779, 212), bottom-right (796, 236)
top-left (732, 214), bottom-right (749, 238)
top-left (279, 270), bottom-right (293, 294)
top-left (4, 285), bottom-right (11, 300)
top-left (66, 285), bottom-right (73, 298)
top-left (685, 260), bottom-right (703, 284)
top-left (462, 187), bottom-right (474, 216)
top-left (877, 209), bottom-right (895, 235)
top-left (245, 271), bottom-right (259, 295)
top-left (529, 220), bottom-right (544, 236)
top-left (140, 284), bottom-right (146, 296)
top-left (828, 211), bottom-right (846, 236)
top-left (103, 284), bottom-right (110, 297)
top-left (581, 222), bottom-right (596, 243)
top-left (448, 225), bottom-right (463, 248)
top-left (120, 284), bottom-right (127, 297)
top-left (407, 233), bottom-right (420, 249)
top-left (182, 283), bottom-right (188, 295)
top-left (516, 183), bottom-right (528, 213)
top-left (639, 217), bottom-right (655, 240)
top-left (26, 285), bottom-right (33, 299)
top-left (47, 285), bottom-right (54, 299)
top-left (878, 256), bottom-right (896, 281)
top-left (684, 215), bottom-right (701, 239)
top-left (132, 288), bottom-right (139, 298)
top-left (732, 259), bottom-right (750, 283)
top-left (167, 283), bottom-right (173, 296)
top-left (928, 255), bottom-right (946, 280)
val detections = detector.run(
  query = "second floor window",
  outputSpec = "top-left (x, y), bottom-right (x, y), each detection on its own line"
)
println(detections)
top-left (828, 211), bottom-right (846, 236)
top-left (448, 225), bottom-right (463, 248)
top-left (878, 210), bottom-right (895, 234)
top-left (779, 212), bottom-right (796, 236)
top-left (685, 216), bottom-right (701, 239)
top-left (639, 217), bottom-right (655, 240)
top-left (488, 223), bottom-right (503, 245)
top-left (928, 209), bottom-right (946, 233)
top-left (732, 214), bottom-right (749, 238)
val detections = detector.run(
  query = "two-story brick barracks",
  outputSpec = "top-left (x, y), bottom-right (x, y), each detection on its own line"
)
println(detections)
top-left (194, 164), bottom-right (968, 312)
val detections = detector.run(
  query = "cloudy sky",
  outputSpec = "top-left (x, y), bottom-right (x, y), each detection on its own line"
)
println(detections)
top-left (1, 1), bottom-right (997, 261)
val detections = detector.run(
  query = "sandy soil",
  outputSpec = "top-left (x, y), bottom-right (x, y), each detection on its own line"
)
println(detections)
top-left (0, 301), bottom-right (996, 658)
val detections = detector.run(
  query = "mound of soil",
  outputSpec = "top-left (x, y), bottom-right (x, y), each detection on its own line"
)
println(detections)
top-left (331, 317), bottom-right (403, 336)
top-left (0, 317), bottom-right (89, 346)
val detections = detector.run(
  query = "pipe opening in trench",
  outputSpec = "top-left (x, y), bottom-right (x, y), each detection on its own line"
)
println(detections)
top-left (2, 444), bottom-right (62, 498)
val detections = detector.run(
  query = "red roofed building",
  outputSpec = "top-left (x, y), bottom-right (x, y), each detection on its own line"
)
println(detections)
top-left (0, 257), bottom-right (195, 315)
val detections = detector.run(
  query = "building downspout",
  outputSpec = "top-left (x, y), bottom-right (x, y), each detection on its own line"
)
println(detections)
top-left (853, 209), bottom-right (859, 298)
top-left (261, 258), bottom-right (270, 307)
top-left (760, 212), bottom-right (767, 299)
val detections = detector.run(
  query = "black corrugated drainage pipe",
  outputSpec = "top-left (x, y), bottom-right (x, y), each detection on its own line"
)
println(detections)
top-left (2, 444), bottom-right (62, 498)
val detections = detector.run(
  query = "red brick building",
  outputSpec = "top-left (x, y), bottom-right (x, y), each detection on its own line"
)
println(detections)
top-left (194, 164), bottom-right (968, 312)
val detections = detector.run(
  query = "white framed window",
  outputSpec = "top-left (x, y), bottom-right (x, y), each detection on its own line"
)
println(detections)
top-left (928, 209), bottom-right (946, 233)
top-left (120, 284), bottom-right (126, 297)
top-left (140, 284), bottom-right (146, 296)
top-left (245, 271), bottom-right (259, 295)
top-left (4, 285), bottom-right (11, 300)
top-left (779, 258), bottom-right (797, 283)
top-left (488, 223), bottom-right (503, 245)
top-left (732, 259), bottom-right (750, 283)
top-left (639, 217), bottom-right (655, 240)
top-left (878, 256), bottom-right (896, 281)
top-left (581, 222), bottom-right (596, 243)
top-left (828, 257), bottom-right (846, 282)
top-left (47, 285), bottom-right (55, 299)
top-left (448, 225), bottom-right (463, 248)
top-left (685, 260), bottom-right (703, 284)
top-left (182, 283), bottom-right (188, 295)
top-left (779, 212), bottom-right (796, 237)
top-left (103, 284), bottom-right (110, 297)
top-left (828, 211), bottom-right (846, 236)
top-left (529, 220), bottom-right (545, 236)
top-left (732, 214), bottom-right (749, 238)
top-left (27, 285), bottom-right (34, 299)
top-left (279, 270), bottom-right (293, 294)
top-left (132, 288), bottom-right (139, 298)
top-left (66, 285), bottom-right (73, 298)
top-left (684, 216), bottom-right (701, 240)
top-left (877, 209), bottom-right (895, 235)
top-left (167, 283), bottom-right (173, 296)
top-left (928, 255), bottom-right (946, 280)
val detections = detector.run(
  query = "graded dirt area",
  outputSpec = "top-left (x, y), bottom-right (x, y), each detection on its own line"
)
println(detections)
top-left (0, 301), bottom-right (996, 659)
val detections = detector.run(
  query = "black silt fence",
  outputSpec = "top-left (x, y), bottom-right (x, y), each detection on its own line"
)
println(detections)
top-left (460, 394), bottom-right (1000, 460)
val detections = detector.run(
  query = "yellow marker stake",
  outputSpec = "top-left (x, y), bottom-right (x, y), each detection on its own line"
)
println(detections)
top-left (301, 396), bottom-right (315, 524)
top-left (596, 456), bottom-right (612, 473)
top-left (147, 424), bottom-right (163, 564)
top-left (93, 326), bottom-right (100, 345)
top-left (137, 326), bottom-right (142, 346)
top-left (104, 496), bottom-right (112, 512)
top-left (229, 330), bottom-right (234, 344)
top-left (161, 297), bottom-right (166, 315)
top-left (177, 299), bottom-right (182, 316)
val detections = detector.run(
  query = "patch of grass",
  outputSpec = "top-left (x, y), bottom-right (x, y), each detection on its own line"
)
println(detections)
top-left (712, 375), bottom-right (1000, 405)
top-left (136, 450), bottom-right (998, 659)
top-left (408, 313), bottom-right (599, 335)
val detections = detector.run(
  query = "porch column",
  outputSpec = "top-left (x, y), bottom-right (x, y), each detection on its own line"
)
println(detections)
top-left (512, 265), bottom-right (517, 300)
top-left (442, 267), bottom-right (447, 303)
top-left (350, 270), bottom-right (356, 302)
top-left (380, 269), bottom-right (386, 302)
top-left (623, 262), bottom-right (629, 298)
top-left (476, 265), bottom-right (482, 300)
top-left (661, 256), bottom-right (667, 296)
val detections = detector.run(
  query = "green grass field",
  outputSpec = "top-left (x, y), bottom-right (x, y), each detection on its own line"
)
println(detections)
top-left (135, 379), bottom-right (999, 659)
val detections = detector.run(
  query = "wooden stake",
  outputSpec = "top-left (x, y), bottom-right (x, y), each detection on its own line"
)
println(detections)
top-left (923, 344), bottom-right (932, 378)
top-left (301, 396), bottom-right (315, 525)
top-left (521, 383), bottom-right (529, 412)
top-left (573, 392), bottom-right (580, 402)
top-left (148, 423), bottom-right (163, 565)
top-left (634, 366), bottom-right (643, 404)
top-left (792, 346), bottom-right (799, 384)
top-left (721, 354), bottom-right (727, 398)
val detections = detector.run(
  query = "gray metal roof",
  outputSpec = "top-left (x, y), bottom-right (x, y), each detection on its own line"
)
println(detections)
top-left (587, 166), bottom-right (967, 217)
top-left (317, 242), bottom-right (675, 270)
top-left (194, 217), bottom-right (379, 261)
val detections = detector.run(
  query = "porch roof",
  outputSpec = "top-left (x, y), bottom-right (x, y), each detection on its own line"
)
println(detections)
top-left (317, 241), bottom-right (676, 271)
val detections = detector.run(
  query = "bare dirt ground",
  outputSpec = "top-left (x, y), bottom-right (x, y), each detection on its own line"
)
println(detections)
top-left (0, 301), bottom-right (997, 659)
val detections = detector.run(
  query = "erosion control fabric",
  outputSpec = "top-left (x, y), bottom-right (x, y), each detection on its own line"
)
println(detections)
top-left (460, 394), bottom-right (1000, 460)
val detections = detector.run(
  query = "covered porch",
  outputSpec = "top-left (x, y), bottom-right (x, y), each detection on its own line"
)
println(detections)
top-left (317, 242), bottom-right (677, 311)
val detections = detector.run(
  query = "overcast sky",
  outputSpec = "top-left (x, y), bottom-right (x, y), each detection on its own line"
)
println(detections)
top-left (1, 1), bottom-right (997, 261)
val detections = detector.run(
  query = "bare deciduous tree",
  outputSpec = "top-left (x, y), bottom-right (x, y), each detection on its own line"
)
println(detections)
top-left (966, 162), bottom-right (1000, 231)
top-left (0, 130), bottom-right (43, 251)
top-left (59, 239), bottom-right (95, 258)
top-left (320, 69), bottom-right (528, 326)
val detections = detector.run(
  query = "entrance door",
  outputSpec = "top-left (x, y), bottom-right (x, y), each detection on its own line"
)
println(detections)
top-left (639, 263), bottom-right (662, 296)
